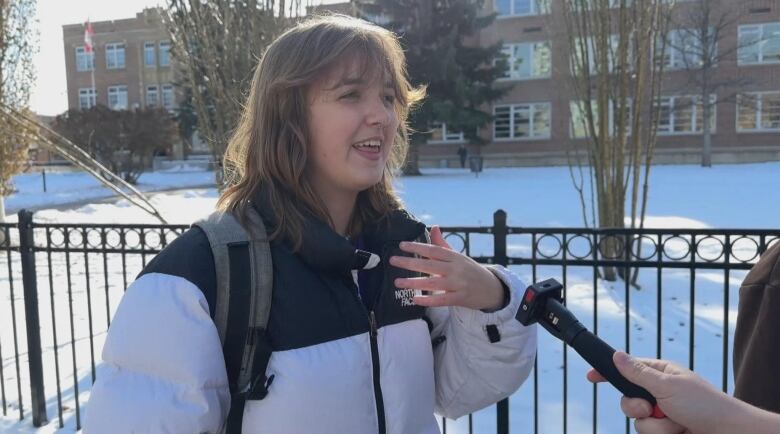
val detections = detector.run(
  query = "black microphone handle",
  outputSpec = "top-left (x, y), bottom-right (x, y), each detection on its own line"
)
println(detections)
top-left (569, 329), bottom-right (657, 406)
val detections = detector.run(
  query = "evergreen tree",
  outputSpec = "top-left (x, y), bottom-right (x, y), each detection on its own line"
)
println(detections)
top-left (362, 0), bottom-right (508, 175)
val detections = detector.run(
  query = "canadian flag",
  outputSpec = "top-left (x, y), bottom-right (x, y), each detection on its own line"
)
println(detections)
top-left (84, 20), bottom-right (94, 53)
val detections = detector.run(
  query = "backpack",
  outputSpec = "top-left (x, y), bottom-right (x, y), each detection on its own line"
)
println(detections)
top-left (193, 207), bottom-right (274, 434)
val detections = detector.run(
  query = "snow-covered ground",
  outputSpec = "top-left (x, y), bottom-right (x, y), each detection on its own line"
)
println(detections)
top-left (4, 165), bottom-right (215, 215)
top-left (1, 162), bottom-right (779, 433)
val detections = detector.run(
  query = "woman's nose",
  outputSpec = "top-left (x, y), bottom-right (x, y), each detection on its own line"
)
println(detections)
top-left (366, 98), bottom-right (392, 128)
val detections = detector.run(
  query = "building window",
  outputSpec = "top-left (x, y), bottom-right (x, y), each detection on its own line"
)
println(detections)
top-left (656, 95), bottom-right (716, 135)
top-left (75, 46), bottom-right (94, 71)
top-left (79, 88), bottom-right (96, 109)
top-left (495, 0), bottom-right (550, 17)
top-left (106, 43), bottom-right (126, 69)
top-left (159, 41), bottom-right (171, 67)
top-left (570, 100), bottom-right (633, 138)
top-left (494, 103), bottom-right (551, 140)
top-left (161, 84), bottom-right (174, 111)
top-left (739, 23), bottom-right (780, 65)
top-left (144, 42), bottom-right (156, 67)
top-left (107, 85), bottom-right (128, 110)
top-left (737, 92), bottom-right (780, 132)
top-left (146, 85), bottom-right (159, 107)
top-left (573, 35), bottom-right (631, 74)
top-left (430, 123), bottom-right (465, 143)
top-left (662, 28), bottom-right (715, 70)
top-left (498, 41), bottom-right (551, 80)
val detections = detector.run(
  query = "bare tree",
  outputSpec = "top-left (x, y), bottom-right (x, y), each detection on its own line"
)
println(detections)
top-left (164, 0), bottom-right (297, 185)
top-left (665, 0), bottom-right (752, 167)
top-left (562, 0), bottom-right (672, 281)
top-left (0, 0), bottom-right (37, 228)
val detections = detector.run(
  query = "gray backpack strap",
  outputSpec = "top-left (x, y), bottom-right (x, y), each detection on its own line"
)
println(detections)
top-left (193, 207), bottom-right (273, 434)
top-left (193, 211), bottom-right (248, 343)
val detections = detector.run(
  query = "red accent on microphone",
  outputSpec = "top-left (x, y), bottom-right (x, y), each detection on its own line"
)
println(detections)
top-left (651, 405), bottom-right (665, 419)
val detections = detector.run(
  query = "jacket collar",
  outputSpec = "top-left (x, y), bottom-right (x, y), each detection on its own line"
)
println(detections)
top-left (250, 189), bottom-right (425, 275)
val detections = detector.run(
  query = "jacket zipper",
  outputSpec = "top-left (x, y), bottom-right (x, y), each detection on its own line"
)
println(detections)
top-left (368, 310), bottom-right (386, 434)
top-left (353, 242), bottom-right (396, 434)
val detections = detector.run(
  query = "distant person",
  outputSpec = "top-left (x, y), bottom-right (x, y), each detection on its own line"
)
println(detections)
top-left (457, 144), bottom-right (468, 168)
top-left (589, 241), bottom-right (780, 433)
top-left (84, 15), bottom-right (537, 434)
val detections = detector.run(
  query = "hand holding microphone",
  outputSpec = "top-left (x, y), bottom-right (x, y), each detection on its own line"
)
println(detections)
top-left (515, 279), bottom-right (665, 417)
top-left (519, 279), bottom-right (780, 434)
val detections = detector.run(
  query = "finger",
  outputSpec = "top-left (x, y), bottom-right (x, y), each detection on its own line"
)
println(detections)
top-left (430, 226), bottom-right (453, 251)
top-left (412, 293), bottom-right (457, 307)
top-left (398, 241), bottom-right (456, 261)
top-left (621, 397), bottom-right (653, 419)
top-left (389, 256), bottom-right (449, 276)
top-left (394, 276), bottom-right (451, 291)
top-left (631, 357), bottom-right (675, 373)
top-left (586, 368), bottom-right (607, 383)
top-left (634, 416), bottom-right (687, 434)
top-left (613, 352), bottom-right (667, 395)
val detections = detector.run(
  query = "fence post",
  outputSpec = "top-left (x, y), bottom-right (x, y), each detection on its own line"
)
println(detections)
top-left (493, 210), bottom-right (509, 434)
top-left (18, 210), bottom-right (48, 427)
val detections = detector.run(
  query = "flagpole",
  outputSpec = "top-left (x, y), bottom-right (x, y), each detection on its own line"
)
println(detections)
top-left (90, 62), bottom-right (96, 106)
top-left (85, 19), bottom-right (96, 107)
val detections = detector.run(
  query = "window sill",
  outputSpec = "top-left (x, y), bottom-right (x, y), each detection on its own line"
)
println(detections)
top-left (492, 136), bottom-right (551, 142)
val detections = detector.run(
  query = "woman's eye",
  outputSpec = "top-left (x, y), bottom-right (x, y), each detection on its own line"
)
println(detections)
top-left (384, 95), bottom-right (396, 105)
top-left (341, 91), bottom-right (359, 100)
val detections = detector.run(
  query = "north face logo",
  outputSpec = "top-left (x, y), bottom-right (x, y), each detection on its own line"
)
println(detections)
top-left (395, 288), bottom-right (418, 307)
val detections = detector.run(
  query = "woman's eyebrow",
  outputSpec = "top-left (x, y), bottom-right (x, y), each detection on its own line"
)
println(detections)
top-left (327, 77), bottom-right (365, 90)
top-left (327, 76), bottom-right (394, 90)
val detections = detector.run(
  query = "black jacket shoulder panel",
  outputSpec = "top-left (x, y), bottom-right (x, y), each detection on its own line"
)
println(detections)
top-left (138, 226), bottom-right (217, 318)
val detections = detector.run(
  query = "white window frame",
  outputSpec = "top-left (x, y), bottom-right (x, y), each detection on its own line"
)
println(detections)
top-left (494, 0), bottom-right (551, 18)
top-left (662, 28), bottom-right (716, 70)
top-left (75, 46), bottom-right (94, 72)
top-left (737, 91), bottom-right (780, 132)
top-left (573, 35), bottom-right (632, 75)
top-left (656, 95), bottom-right (717, 136)
top-left (161, 84), bottom-right (175, 111)
top-left (78, 88), bottom-right (96, 109)
top-left (498, 41), bottom-right (552, 81)
top-left (144, 42), bottom-right (156, 68)
top-left (159, 41), bottom-right (171, 67)
top-left (429, 123), bottom-right (466, 144)
top-left (570, 100), bottom-right (633, 139)
top-left (146, 85), bottom-right (159, 107)
top-left (107, 85), bottom-right (128, 110)
top-left (106, 42), bottom-right (126, 69)
top-left (493, 102), bottom-right (552, 140)
top-left (738, 22), bottom-right (780, 66)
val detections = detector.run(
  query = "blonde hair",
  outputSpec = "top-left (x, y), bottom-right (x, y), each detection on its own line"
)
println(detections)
top-left (217, 14), bottom-right (425, 249)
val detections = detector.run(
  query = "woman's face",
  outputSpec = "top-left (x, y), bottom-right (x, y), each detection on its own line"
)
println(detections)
top-left (306, 59), bottom-right (399, 202)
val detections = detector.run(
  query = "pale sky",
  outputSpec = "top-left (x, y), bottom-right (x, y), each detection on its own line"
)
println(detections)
top-left (32, 0), bottom-right (339, 116)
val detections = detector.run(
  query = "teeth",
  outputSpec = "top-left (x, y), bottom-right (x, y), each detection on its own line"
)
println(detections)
top-left (354, 139), bottom-right (381, 149)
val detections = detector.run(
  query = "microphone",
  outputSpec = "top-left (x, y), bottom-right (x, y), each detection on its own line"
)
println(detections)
top-left (516, 278), bottom-right (665, 419)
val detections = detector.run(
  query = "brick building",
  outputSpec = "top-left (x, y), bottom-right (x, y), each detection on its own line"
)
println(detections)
top-left (62, 8), bottom-right (176, 113)
top-left (62, 8), bottom-right (209, 160)
top-left (324, 1), bottom-right (780, 167)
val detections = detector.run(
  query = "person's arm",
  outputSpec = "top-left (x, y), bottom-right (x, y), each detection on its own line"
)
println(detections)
top-left (84, 273), bottom-right (229, 433)
top-left (733, 243), bottom-right (780, 413)
top-left (390, 226), bottom-right (537, 418)
top-left (588, 352), bottom-right (780, 434)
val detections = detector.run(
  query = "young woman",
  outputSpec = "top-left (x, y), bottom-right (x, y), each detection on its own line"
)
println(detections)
top-left (85, 15), bottom-right (537, 434)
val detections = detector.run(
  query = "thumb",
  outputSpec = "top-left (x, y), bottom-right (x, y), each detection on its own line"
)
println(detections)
top-left (430, 226), bottom-right (452, 250)
top-left (613, 352), bottom-right (666, 396)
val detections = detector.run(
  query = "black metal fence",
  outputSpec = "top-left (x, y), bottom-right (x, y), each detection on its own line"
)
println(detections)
top-left (1, 209), bottom-right (778, 433)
